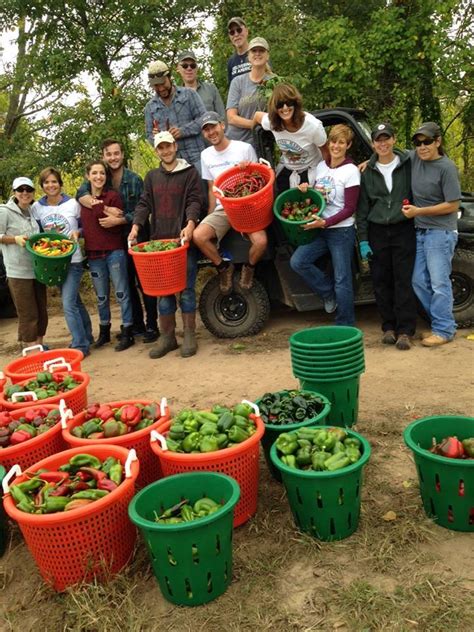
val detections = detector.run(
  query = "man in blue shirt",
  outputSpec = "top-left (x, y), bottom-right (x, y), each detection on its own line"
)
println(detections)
top-left (227, 17), bottom-right (251, 85)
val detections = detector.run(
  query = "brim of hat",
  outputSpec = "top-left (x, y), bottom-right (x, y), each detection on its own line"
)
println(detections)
top-left (372, 132), bottom-right (394, 140)
top-left (201, 120), bottom-right (219, 128)
top-left (412, 130), bottom-right (435, 140)
top-left (149, 77), bottom-right (167, 86)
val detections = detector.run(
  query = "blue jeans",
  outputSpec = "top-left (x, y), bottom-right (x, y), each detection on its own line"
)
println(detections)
top-left (290, 226), bottom-right (356, 325)
top-left (88, 250), bottom-right (133, 326)
top-left (61, 263), bottom-right (93, 354)
top-left (159, 247), bottom-right (198, 316)
top-left (412, 229), bottom-right (458, 339)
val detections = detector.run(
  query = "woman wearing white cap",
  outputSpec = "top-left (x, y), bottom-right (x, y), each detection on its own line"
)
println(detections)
top-left (0, 177), bottom-right (48, 348)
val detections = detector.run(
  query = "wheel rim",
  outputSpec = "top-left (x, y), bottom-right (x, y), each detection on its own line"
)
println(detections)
top-left (215, 292), bottom-right (248, 325)
top-left (451, 271), bottom-right (472, 309)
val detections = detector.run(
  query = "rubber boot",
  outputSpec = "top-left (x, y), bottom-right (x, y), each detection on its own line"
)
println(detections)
top-left (181, 312), bottom-right (197, 358)
top-left (149, 314), bottom-right (178, 359)
top-left (115, 325), bottom-right (135, 352)
top-left (94, 324), bottom-right (111, 348)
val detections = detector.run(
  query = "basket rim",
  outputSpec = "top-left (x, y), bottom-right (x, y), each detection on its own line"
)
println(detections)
top-left (0, 404), bottom-right (62, 458)
top-left (403, 415), bottom-right (474, 467)
top-left (3, 444), bottom-right (139, 525)
top-left (128, 471), bottom-right (240, 531)
top-left (128, 238), bottom-right (188, 258)
top-left (151, 413), bottom-right (265, 461)
top-left (63, 400), bottom-right (170, 445)
top-left (0, 371), bottom-right (90, 408)
top-left (273, 187), bottom-right (326, 225)
top-left (213, 162), bottom-right (275, 205)
top-left (255, 390), bottom-right (331, 432)
top-left (269, 425), bottom-right (371, 478)
top-left (290, 326), bottom-right (363, 349)
top-left (4, 348), bottom-right (84, 380)
top-left (26, 232), bottom-right (78, 261)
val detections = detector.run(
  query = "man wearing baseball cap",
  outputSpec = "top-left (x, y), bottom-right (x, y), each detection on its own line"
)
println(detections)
top-left (144, 59), bottom-right (207, 175)
top-left (128, 131), bottom-right (203, 359)
top-left (227, 16), bottom-right (251, 85)
top-left (176, 50), bottom-right (226, 121)
top-left (193, 111), bottom-right (267, 294)
top-left (356, 123), bottom-right (416, 350)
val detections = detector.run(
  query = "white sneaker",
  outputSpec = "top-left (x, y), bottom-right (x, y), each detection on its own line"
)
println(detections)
top-left (323, 295), bottom-right (337, 314)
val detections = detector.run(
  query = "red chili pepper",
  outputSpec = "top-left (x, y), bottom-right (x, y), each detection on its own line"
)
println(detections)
top-left (79, 466), bottom-right (107, 481)
top-left (38, 471), bottom-right (70, 484)
top-left (438, 436), bottom-right (465, 459)
top-left (97, 478), bottom-right (118, 492)
top-left (48, 483), bottom-right (70, 497)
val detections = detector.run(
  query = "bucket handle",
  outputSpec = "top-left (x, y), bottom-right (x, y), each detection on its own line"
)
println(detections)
top-left (11, 391), bottom-right (37, 402)
top-left (2, 464), bottom-right (22, 495)
top-left (150, 430), bottom-right (168, 451)
top-left (258, 158), bottom-right (271, 168)
top-left (241, 399), bottom-right (260, 417)
top-left (160, 397), bottom-right (167, 418)
top-left (212, 186), bottom-right (224, 197)
top-left (43, 356), bottom-right (66, 370)
top-left (124, 449), bottom-right (138, 478)
top-left (48, 362), bottom-right (72, 373)
top-left (59, 398), bottom-right (73, 429)
top-left (21, 344), bottom-right (44, 356)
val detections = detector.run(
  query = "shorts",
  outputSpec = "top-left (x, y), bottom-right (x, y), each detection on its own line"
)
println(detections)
top-left (199, 207), bottom-right (231, 242)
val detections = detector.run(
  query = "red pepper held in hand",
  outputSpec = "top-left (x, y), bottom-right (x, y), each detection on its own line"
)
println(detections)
top-left (402, 199), bottom-right (410, 206)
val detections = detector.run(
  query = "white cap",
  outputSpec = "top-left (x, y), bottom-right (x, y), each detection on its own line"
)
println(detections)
top-left (12, 177), bottom-right (34, 190)
top-left (154, 131), bottom-right (175, 147)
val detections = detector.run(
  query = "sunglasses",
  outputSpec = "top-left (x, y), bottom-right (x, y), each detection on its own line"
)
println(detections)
top-left (148, 71), bottom-right (168, 79)
top-left (15, 186), bottom-right (34, 193)
top-left (228, 26), bottom-right (243, 35)
top-left (413, 138), bottom-right (436, 147)
top-left (276, 100), bottom-right (296, 109)
top-left (180, 62), bottom-right (197, 70)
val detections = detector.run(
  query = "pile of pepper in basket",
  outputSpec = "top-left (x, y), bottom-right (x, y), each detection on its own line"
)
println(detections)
top-left (31, 236), bottom-right (75, 257)
top-left (429, 436), bottom-right (474, 459)
top-left (70, 402), bottom-right (161, 439)
top-left (5, 372), bottom-right (81, 402)
top-left (10, 453), bottom-right (124, 514)
top-left (221, 172), bottom-right (267, 198)
top-left (0, 407), bottom-right (60, 447)
top-left (275, 427), bottom-right (363, 471)
top-left (280, 199), bottom-right (321, 221)
top-left (166, 403), bottom-right (256, 452)
top-left (154, 497), bottom-right (221, 524)
top-left (258, 390), bottom-right (325, 425)
top-left (131, 240), bottom-right (179, 253)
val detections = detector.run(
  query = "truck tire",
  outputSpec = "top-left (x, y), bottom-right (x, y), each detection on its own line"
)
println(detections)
top-left (451, 248), bottom-right (474, 328)
top-left (199, 273), bottom-right (270, 338)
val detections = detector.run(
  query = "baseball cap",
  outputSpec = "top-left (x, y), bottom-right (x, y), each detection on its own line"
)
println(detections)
top-left (177, 50), bottom-right (197, 63)
top-left (12, 177), bottom-right (35, 190)
top-left (154, 131), bottom-right (175, 148)
top-left (147, 60), bottom-right (170, 86)
top-left (227, 17), bottom-right (246, 28)
top-left (248, 37), bottom-right (269, 51)
top-left (412, 121), bottom-right (441, 140)
top-left (200, 111), bottom-right (224, 128)
top-left (371, 123), bottom-right (395, 141)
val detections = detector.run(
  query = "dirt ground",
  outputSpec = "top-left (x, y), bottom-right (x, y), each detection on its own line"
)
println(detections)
top-left (0, 303), bottom-right (473, 631)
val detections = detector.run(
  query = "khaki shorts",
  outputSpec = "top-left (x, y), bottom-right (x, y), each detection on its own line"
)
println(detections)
top-left (199, 207), bottom-right (231, 242)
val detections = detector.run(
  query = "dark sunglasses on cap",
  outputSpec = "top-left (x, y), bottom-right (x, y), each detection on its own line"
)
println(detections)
top-left (413, 138), bottom-right (436, 147)
top-left (180, 62), bottom-right (197, 70)
top-left (148, 71), bottom-right (168, 79)
top-left (276, 100), bottom-right (297, 109)
top-left (15, 186), bottom-right (34, 193)
top-left (228, 26), bottom-right (243, 35)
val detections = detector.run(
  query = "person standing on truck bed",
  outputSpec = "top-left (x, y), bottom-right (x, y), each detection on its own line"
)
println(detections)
top-left (227, 16), bottom-right (251, 85)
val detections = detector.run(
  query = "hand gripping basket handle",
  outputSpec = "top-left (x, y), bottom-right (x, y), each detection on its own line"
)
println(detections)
top-left (43, 357), bottom-right (66, 370)
top-left (48, 362), bottom-right (72, 373)
top-left (241, 399), bottom-right (260, 417)
top-left (124, 448), bottom-right (138, 478)
top-left (59, 398), bottom-right (74, 429)
top-left (150, 430), bottom-right (168, 451)
top-left (11, 391), bottom-right (37, 402)
top-left (2, 464), bottom-right (22, 495)
top-left (21, 344), bottom-right (45, 356)
top-left (160, 397), bottom-right (167, 418)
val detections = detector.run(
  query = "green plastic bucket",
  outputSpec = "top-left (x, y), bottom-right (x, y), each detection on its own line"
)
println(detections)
top-left (403, 416), bottom-right (474, 532)
top-left (0, 465), bottom-right (6, 557)
top-left (292, 357), bottom-right (366, 374)
top-left (273, 188), bottom-right (326, 246)
top-left (129, 472), bottom-right (240, 606)
top-left (293, 362), bottom-right (365, 382)
top-left (290, 326), bottom-right (363, 350)
top-left (26, 232), bottom-right (77, 287)
top-left (290, 350), bottom-right (365, 366)
top-left (300, 377), bottom-right (361, 427)
top-left (270, 426), bottom-right (371, 540)
top-left (255, 390), bottom-right (331, 482)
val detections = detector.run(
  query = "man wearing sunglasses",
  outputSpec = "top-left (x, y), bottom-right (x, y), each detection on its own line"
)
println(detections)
top-left (176, 50), bottom-right (226, 122)
top-left (401, 122), bottom-right (461, 347)
top-left (227, 16), bottom-right (251, 85)
top-left (144, 59), bottom-right (207, 175)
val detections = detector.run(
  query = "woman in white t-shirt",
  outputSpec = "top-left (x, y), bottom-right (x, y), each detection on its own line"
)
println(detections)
top-left (254, 83), bottom-right (328, 192)
top-left (290, 125), bottom-right (360, 326)
top-left (32, 168), bottom-right (93, 356)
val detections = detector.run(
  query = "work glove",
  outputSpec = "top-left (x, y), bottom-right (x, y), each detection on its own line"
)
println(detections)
top-left (359, 240), bottom-right (373, 261)
top-left (14, 235), bottom-right (27, 247)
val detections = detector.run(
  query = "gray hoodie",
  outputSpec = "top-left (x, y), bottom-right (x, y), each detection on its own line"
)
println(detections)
top-left (0, 197), bottom-right (40, 279)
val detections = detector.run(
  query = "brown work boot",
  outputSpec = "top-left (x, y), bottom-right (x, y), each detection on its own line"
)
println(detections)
top-left (149, 314), bottom-right (178, 359)
top-left (218, 262), bottom-right (235, 295)
top-left (181, 312), bottom-right (197, 358)
top-left (395, 334), bottom-right (412, 350)
top-left (238, 264), bottom-right (255, 290)
top-left (421, 334), bottom-right (451, 347)
top-left (381, 330), bottom-right (396, 345)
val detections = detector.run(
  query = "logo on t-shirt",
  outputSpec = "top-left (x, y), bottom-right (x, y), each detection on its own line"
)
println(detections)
top-left (41, 213), bottom-right (70, 234)
top-left (277, 139), bottom-right (308, 165)
top-left (315, 175), bottom-right (335, 203)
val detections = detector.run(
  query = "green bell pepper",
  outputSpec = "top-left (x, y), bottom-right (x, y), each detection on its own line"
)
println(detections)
top-left (199, 421), bottom-right (219, 435)
top-left (311, 451), bottom-right (330, 471)
top-left (324, 452), bottom-right (351, 471)
top-left (227, 425), bottom-right (249, 443)
top-left (182, 431), bottom-right (201, 452)
top-left (217, 412), bottom-right (234, 432)
top-left (344, 437), bottom-right (361, 449)
top-left (199, 435), bottom-right (219, 452)
top-left (296, 446), bottom-right (312, 466)
top-left (281, 454), bottom-right (297, 468)
top-left (275, 432), bottom-right (298, 455)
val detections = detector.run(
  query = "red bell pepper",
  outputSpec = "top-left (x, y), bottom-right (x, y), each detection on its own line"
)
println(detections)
top-left (86, 403), bottom-right (101, 418)
top-left (438, 436), bottom-right (464, 459)
top-left (10, 429), bottom-right (31, 444)
top-left (120, 404), bottom-right (141, 426)
top-left (96, 405), bottom-right (114, 421)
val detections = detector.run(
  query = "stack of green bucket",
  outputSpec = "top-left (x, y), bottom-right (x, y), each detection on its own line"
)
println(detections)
top-left (289, 326), bottom-right (365, 427)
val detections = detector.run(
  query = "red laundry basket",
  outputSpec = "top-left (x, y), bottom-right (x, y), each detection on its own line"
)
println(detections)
top-left (129, 239), bottom-right (189, 297)
top-left (3, 346), bottom-right (84, 384)
top-left (213, 161), bottom-right (275, 233)
top-left (2, 445), bottom-right (139, 591)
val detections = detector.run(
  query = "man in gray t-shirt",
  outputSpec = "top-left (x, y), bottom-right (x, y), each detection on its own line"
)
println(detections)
top-left (402, 121), bottom-right (461, 347)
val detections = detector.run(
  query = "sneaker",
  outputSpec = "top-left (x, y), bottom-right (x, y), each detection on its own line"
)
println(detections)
top-left (396, 334), bottom-right (412, 350)
top-left (143, 328), bottom-right (159, 343)
top-left (219, 262), bottom-right (235, 295)
top-left (382, 330), bottom-right (397, 345)
top-left (238, 264), bottom-right (255, 291)
top-left (323, 295), bottom-right (337, 314)
top-left (421, 334), bottom-right (451, 347)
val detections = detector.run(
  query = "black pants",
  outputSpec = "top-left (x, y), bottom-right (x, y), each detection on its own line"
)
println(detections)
top-left (368, 220), bottom-right (417, 336)
top-left (125, 222), bottom-right (158, 332)
top-left (276, 168), bottom-right (309, 195)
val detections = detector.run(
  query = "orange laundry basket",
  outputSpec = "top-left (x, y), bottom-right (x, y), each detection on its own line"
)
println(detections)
top-left (151, 403), bottom-right (265, 527)
top-left (213, 161), bottom-right (275, 233)
top-left (0, 371), bottom-right (90, 414)
top-left (129, 239), bottom-right (188, 297)
top-left (2, 445), bottom-right (139, 591)
top-left (0, 405), bottom-right (67, 472)
top-left (3, 346), bottom-right (84, 384)
top-left (62, 398), bottom-right (170, 489)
